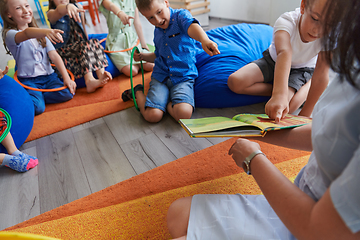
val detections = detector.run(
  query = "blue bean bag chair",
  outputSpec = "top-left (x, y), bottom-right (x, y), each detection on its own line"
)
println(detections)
top-left (0, 75), bottom-right (34, 153)
top-left (74, 33), bottom-right (121, 88)
top-left (194, 23), bottom-right (273, 108)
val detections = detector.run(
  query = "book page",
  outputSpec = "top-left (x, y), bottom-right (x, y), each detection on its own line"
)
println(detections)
top-left (179, 117), bottom-right (261, 134)
top-left (232, 114), bottom-right (312, 131)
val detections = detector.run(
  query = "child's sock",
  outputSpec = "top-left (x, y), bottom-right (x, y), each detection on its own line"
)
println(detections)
top-left (1, 151), bottom-right (38, 172)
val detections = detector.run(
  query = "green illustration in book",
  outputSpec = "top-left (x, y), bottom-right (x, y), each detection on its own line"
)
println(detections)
top-left (179, 113), bottom-right (312, 138)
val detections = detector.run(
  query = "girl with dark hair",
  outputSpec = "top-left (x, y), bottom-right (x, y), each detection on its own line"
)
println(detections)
top-left (47, 0), bottom-right (112, 93)
top-left (166, 0), bottom-right (360, 239)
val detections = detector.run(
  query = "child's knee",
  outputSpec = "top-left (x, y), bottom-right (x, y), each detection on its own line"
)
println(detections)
top-left (143, 109), bottom-right (164, 123)
top-left (228, 73), bottom-right (245, 93)
top-left (174, 103), bottom-right (193, 119)
top-left (34, 104), bottom-right (45, 115)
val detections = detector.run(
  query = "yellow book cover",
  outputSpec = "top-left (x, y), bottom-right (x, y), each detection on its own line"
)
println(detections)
top-left (179, 113), bottom-right (312, 138)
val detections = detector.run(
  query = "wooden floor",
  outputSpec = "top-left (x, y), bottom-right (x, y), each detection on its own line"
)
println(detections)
top-left (0, 15), bottom-right (266, 230)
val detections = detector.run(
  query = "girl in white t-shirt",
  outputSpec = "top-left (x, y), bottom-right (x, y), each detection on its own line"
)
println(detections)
top-left (228, 0), bottom-right (330, 122)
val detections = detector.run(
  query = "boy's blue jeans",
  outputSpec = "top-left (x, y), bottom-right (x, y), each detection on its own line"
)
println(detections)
top-left (145, 77), bottom-right (195, 112)
top-left (18, 72), bottom-right (74, 115)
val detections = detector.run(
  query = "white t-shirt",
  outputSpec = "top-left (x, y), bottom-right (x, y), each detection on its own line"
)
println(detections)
top-left (268, 8), bottom-right (322, 69)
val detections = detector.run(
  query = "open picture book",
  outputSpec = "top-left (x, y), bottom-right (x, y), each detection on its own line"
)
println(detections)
top-left (179, 113), bottom-right (312, 138)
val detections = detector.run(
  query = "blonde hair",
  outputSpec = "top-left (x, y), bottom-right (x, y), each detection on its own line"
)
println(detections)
top-left (0, 0), bottom-right (46, 55)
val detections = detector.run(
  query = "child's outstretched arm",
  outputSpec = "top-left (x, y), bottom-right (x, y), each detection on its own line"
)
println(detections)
top-left (15, 28), bottom-right (64, 45)
top-left (48, 50), bottom-right (77, 94)
top-left (0, 66), bottom-right (9, 79)
top-left (265, 30), bottom-right (292, 123)
top-left (47, 3), bottom-right (85, 24)
top-left (101, 0), bottom-right (134, 26)
top-left (298, 52), bottom-right (329, 117)
top-left (187, 23), bottom-right (220, 56)
top-left (133, 8), bottom-right (149, 51)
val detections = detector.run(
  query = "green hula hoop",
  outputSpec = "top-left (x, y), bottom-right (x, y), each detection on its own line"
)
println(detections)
top-left (0, 108), bottom-right (12, 143)
top-left (130, 46), bottom-right (145, 111)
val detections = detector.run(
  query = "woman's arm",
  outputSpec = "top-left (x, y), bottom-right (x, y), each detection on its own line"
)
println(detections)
top-left (133, 8), bottom-right (149, 50)
top-left (47, 3), bottom-right (84, 24)
top-left (265, 30), bottom-right (292, 123)
top-left (229, 139), bottom-right (360, 240)
top-left (15, 28), bottom-right (63, 45)
top-left (299, 51), bottom-right (330, 117)
top-left (251, 123), bottom-right (312, 151)
top-left (47, 50), bottom-right (76, 94)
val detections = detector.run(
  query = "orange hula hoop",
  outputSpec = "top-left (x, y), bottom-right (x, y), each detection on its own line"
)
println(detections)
top-left (14, 64), bottom-right (75, 92)
top-left (100, 38), bottom-right (141, 53)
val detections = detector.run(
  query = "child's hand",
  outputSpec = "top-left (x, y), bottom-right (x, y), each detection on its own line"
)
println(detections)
top-left (67, 3), bottom-right (85, 23)
top-left (0, 66), bottom-right (9, 79)
top-left (202, 40), bottom-right (220, 56)
top-left (133, 51), bottom-right (143, 62)
top-left (65, 79), bottom-right (77, 95)
top-left (46, 29), bottom-right (64, 44)
top-left (265, 96), bottom-right (289, 123)
top-left (117, 11), bottom-right (134, 26)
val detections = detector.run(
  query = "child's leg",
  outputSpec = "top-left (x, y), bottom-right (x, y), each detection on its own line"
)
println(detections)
top-left (167, 102), bottom-right (193, 122)
top-left (0, 133), bottom-right (38, 172)
top-left (84, 72), bottom-right (107, 93)
top-left (121, 64), bottom-right (140, 77)
top-left (135, 90), bottom-right (164, 123)
top-left (289, 80), bottom-right (311, 114)
top-left (228, 63), bottom-right (272, 96)
top-left (1, 132), bottom-right (17, 155)
top-left (42, 73), bottom-right (74, 104)
top-left (121, 62), bottom-right (155, 77)
top-left (167, 79), bottom-right (195, 121)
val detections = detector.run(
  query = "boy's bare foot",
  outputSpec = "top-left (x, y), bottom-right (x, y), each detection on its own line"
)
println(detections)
top-left (86, 78), bottom-right (109, 93)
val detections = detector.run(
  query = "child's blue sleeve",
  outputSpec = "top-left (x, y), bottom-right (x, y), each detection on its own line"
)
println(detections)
top-left (177, 9), bottom-right (199, 35)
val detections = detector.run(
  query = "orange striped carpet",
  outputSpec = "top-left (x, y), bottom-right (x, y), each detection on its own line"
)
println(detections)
top-left (5, 138), bottom-right (310, 239)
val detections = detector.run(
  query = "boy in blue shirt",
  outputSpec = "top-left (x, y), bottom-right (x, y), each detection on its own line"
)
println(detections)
top-left (122, 0), bottom-right (220, 123)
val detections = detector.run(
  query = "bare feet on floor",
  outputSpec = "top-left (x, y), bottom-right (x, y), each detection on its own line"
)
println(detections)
top-left (85, 71), bottom-right (112, 93)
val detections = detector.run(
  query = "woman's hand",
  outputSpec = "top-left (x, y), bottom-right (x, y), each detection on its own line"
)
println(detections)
top-left (228, 138), bottom-right (261, 168)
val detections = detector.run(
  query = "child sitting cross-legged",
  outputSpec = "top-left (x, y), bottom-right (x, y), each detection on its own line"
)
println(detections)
top-left (122, 0), bottom-right (220, 123)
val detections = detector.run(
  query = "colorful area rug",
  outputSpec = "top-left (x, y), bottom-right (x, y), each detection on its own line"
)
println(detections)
top-left (5, 138), bottom-right (311, 239)
top-left (25, 71), bottom-right (152, 142)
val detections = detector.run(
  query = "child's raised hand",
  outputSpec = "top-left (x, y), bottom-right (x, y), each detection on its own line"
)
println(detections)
top-left (67, 3), bottom-right (85, 23)
top-left (46, 29), bottom-right (64, 44)
top-left (0, 66), bottom-right (9, 79)
top-left (265, 96), bottom-right (289, 123)
top-left (202, 40), bottom-right (220, 56)
top-left (117, 11), bottom-right (134, 26)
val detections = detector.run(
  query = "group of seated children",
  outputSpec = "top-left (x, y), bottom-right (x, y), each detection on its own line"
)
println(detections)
top-left (0, 0), bottom-right (329, 186)
top-left (1, 0), bottom-right (359, 238)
